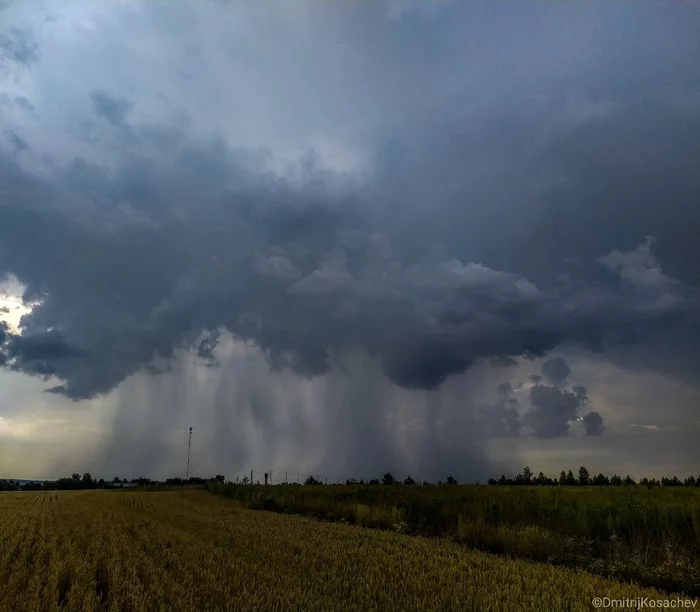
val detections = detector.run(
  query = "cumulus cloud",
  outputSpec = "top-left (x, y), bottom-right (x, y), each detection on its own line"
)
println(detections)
top-left (524, 384), bottom-right (583, 438)
top-left (477, 358), bottom-right (603, 439)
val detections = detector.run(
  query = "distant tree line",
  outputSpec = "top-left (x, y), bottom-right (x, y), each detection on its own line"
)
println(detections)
top-left (487, 466), bottom-right (700, 487)
top-left (4, 468), bottom-right (697, 492)
top-left (231, 469), bottom-right (700, 488)
top-left (0, 473), bottom-right (228, 492)
top-left (305, 473), bottom-right (460, 486)
top-left (223, 473), bottom-right (460, 486)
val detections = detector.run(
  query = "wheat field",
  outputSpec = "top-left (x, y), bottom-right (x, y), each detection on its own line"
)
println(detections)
top-left (0, 490), bottom-right (691, 611)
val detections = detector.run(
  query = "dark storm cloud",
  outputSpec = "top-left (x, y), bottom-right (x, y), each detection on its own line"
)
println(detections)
top-left (0, 121), bottom-right (692, 399)
top-left (0, 328), bottom-right (88, 378)
top-left (0, 1), bottom-right (698, 412)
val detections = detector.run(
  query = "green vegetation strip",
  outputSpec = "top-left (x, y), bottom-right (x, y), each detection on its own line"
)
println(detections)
top-left (207, 482), bottom-right (700, 597)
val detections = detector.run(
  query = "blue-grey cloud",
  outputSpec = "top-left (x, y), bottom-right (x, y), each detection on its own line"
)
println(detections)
top-left (0, 28), bottom-right (37, 68)
top-left (91, 91), bottom-right (134, 128)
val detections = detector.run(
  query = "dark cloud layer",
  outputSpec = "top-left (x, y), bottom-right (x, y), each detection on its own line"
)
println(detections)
top-left (0, 119), bottom-right (692, 400)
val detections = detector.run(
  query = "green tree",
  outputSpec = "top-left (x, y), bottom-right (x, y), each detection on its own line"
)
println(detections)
top-left (381, 472), bottom-right (396, 485)
top-left (577, 466), bottom-right (590, 486)
top-left (534, 471), bottom-right (548, 486)
top-left (446, 476), bottom-right (458, 485)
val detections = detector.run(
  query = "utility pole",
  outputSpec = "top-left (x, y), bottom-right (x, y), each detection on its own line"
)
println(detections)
top-left (185, 427), bottom-right (193, 481)
top-left (250, 469), bottom-right (253, 484)
top-left (285, 471), bottom-right (288, 484)
top-left (297, 472), bottom-right (300, 484)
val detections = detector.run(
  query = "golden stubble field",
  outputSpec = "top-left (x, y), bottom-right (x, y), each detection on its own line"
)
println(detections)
top-left (0, 490), bottom-right (691, 611)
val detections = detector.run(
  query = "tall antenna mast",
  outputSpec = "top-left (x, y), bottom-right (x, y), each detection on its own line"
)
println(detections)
top-left (185, 426), bottom-right (193, 481)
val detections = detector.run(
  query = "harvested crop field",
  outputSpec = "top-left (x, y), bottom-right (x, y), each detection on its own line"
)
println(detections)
top-left (0, 490), bottom-right (692, 611)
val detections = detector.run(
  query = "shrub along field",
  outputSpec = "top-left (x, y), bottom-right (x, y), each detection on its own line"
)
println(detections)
top-left (0, 490), bottom-right (690, 611)
top-left (207, 482), bottom-right (700, 596)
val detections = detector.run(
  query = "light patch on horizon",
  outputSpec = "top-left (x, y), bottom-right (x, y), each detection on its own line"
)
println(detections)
top-left (483, 350), bottom-right (700, 479)
top-left (0, 372), bottom-right (106, 479)
top-left (566, 351), bottom-right (700, 431)
top-left (626, 424), bottom-right (681, 432)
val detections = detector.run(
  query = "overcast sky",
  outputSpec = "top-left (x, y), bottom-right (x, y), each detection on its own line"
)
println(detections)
top-left (1, 0), bottom-right (699, 482)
